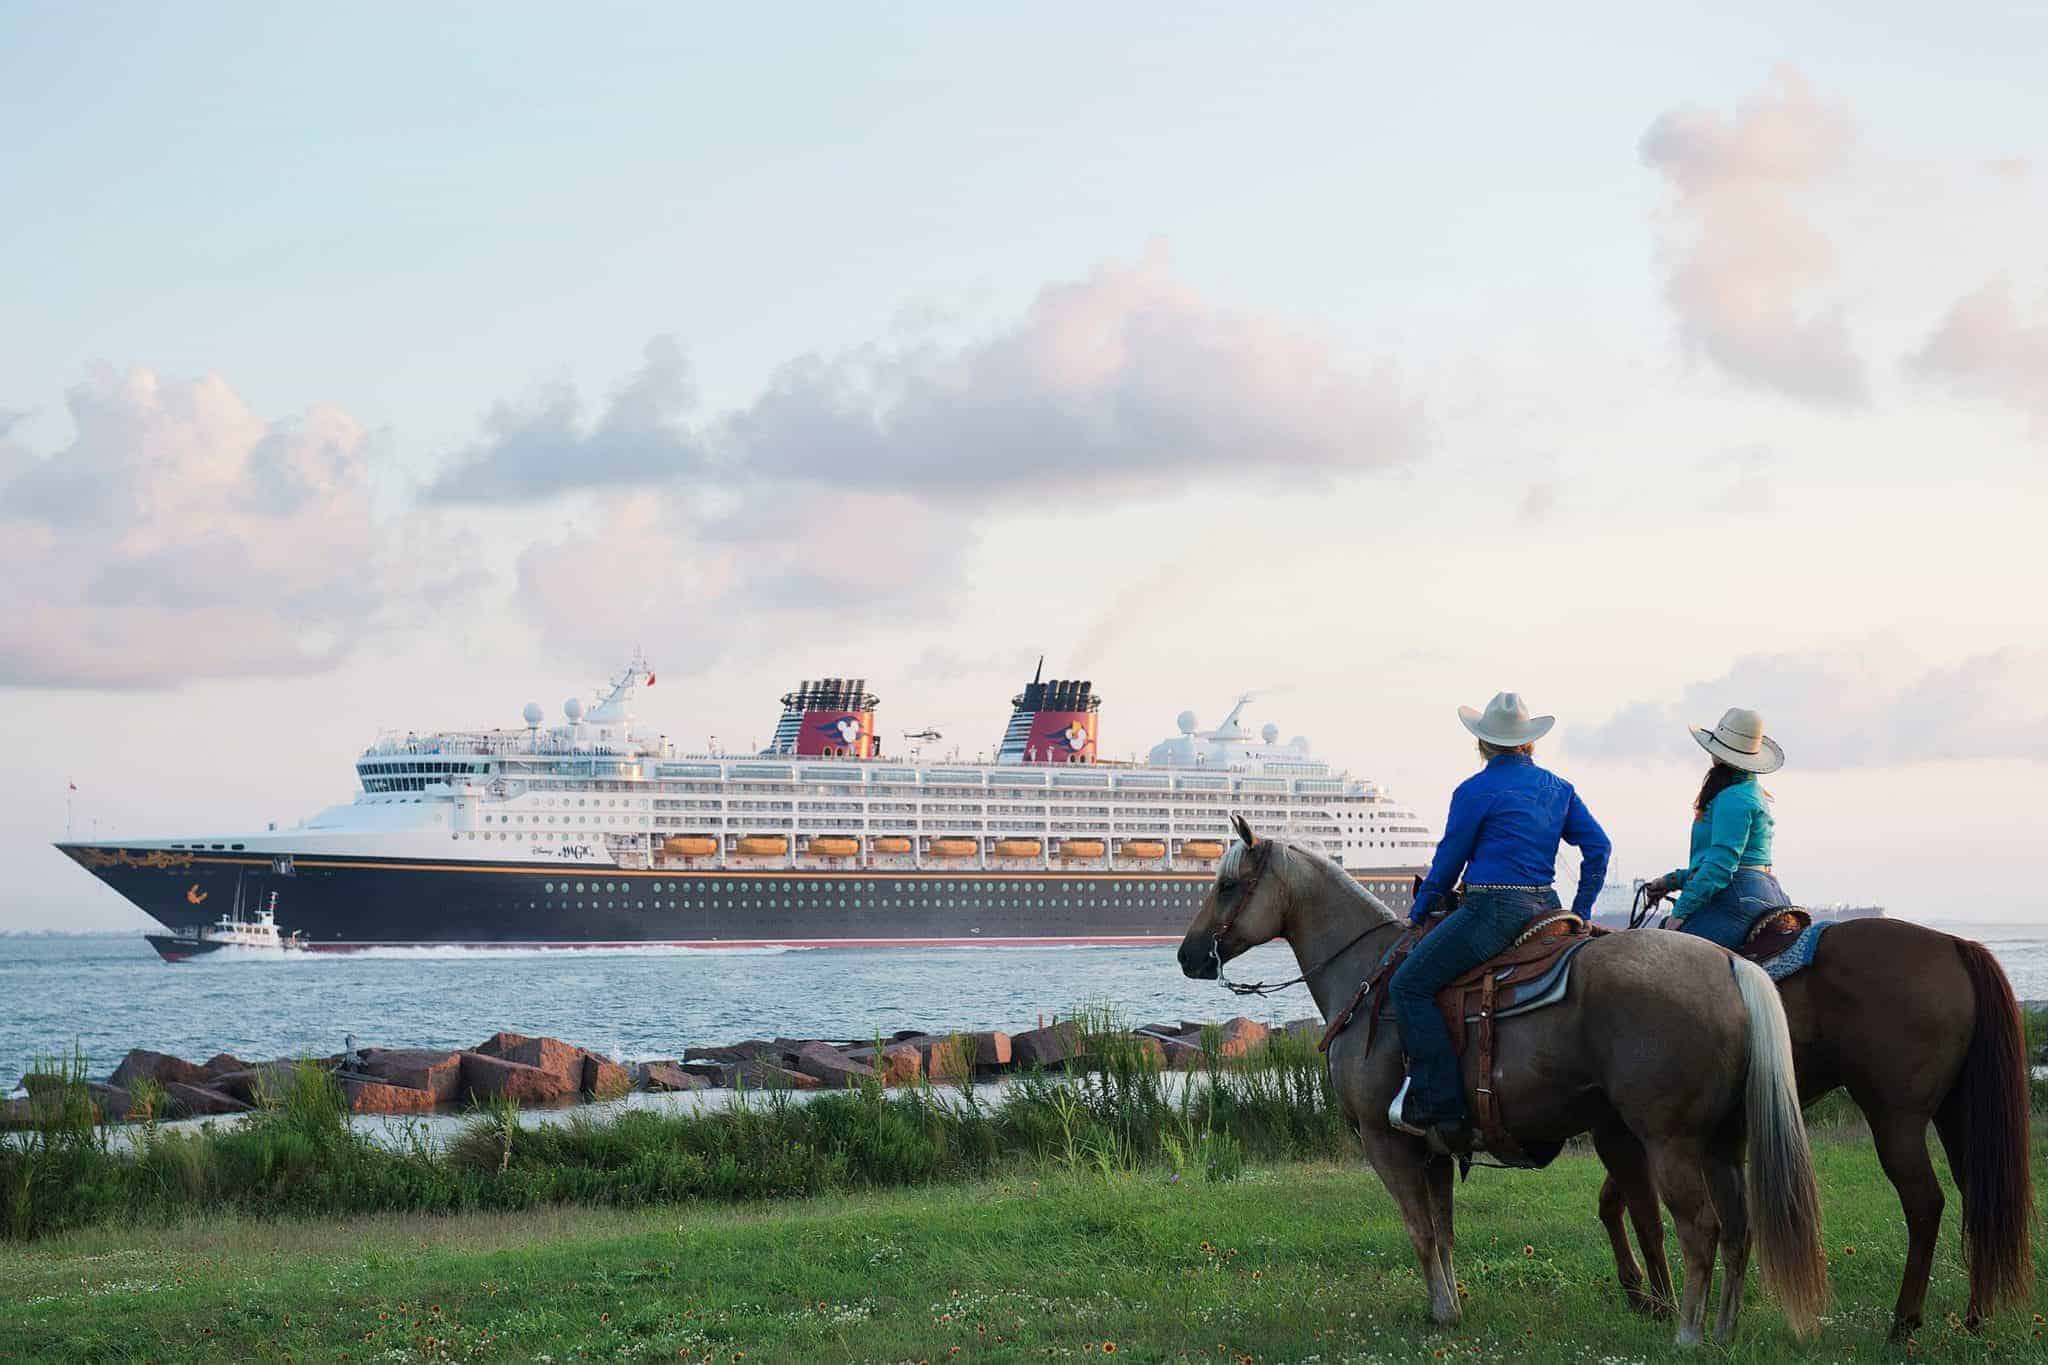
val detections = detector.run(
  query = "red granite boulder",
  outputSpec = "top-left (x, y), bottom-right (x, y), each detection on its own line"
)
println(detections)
top-left (89, 1082), bottom-right (138, 1121)
top-left (794, 1043), bottom-right (876, 1089)
top-left (458, 1052), bottom-right (574, 1104)
top-left (1011, 1021), bottom-right (1082, 1069)
top-left (200, 1052), bottom-right (251, 1080)
top-left (109, 1049), bottom-right (207, 1092)
top-left (1215, 1017), bottom-right (1270, 1058)
top-left (730, 1060), bottom-right (822, 1091)
top-left (582, 1055), bottom-right (633, 1100)
top-left (845, 1042), bottom-right (921, 1085)
top-left (637, 1061), bottom-right (707, 1092)
top-left (683, 1040), bottom-right (780, 1064)
top-left (165, 1082), bottom-right (252, 1117)
top-left (359, 1049), bottom-right (464, 1103)
top-left (210, 1061), bottom-right (306, 1105)
top-left (909, 1035), bottom-right (974, 1082)
top-left (339, 1076), bottom-right (439, 1115)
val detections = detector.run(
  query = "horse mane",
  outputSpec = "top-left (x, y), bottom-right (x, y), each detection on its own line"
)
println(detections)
top-left (1271, 837), bottom-right (1400, 926)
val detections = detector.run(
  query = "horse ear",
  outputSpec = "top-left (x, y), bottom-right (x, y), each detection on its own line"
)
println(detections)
top-left (1232, 813), bottom-right (1256, 848)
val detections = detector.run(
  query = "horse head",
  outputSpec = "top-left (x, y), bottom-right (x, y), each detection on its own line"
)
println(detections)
top-left (1177, 814), bottom-right (1289, 978)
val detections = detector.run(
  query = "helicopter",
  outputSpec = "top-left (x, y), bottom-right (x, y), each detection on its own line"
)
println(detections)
top-left (902, 728), bottom-right (942, 742)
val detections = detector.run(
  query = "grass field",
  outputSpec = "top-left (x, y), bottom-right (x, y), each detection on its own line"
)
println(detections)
top-left (3, 1130), bottom-right (2042, 1363)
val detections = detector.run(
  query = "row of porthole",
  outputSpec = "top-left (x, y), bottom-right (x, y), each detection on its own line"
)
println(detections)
top-left (529, 897), bottom-right (1188, 911)
top-left (537, 879), bottom-right (1197, 895)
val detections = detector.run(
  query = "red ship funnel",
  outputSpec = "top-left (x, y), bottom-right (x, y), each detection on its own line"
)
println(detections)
top-left (765, 678), bottom-right (879, 758)
top-left (996, 674), bottom-right (1101, 764)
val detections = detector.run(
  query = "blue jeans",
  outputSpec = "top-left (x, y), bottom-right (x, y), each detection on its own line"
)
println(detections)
top-left (1389, 888), bottom-right (1561, 1126)
top-left (1675, 868), bottom-right (1789, 949)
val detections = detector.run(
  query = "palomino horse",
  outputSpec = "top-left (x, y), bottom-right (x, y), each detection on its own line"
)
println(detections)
top-left (1595, 918), bottom-right (2034, 1340)
top-left (1177, 821), bottom-right (1831, 1346)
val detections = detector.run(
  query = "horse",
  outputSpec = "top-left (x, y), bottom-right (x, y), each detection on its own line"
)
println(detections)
top-left (1593, 917), bottom-right (2034, 1341)
top-left (1177, 819), bottom-right (1831, 1346)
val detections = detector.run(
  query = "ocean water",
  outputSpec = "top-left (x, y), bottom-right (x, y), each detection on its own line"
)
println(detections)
top-left (3, 923), bottom-right (2044, 1090)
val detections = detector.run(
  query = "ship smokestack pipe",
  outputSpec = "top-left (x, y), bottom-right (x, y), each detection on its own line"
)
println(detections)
top-left (995, 669), bottom-right (1102, 765)
top-left (764, 676), bottom-right (881, 758)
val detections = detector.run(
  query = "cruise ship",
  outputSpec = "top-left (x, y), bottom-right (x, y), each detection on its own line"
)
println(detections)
top-left (56, 659), bottom-right (1438, 949)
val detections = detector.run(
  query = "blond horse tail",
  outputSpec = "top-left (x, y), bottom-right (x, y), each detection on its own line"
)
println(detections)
top-left (1733, 955), bottom-right (1830, 1337)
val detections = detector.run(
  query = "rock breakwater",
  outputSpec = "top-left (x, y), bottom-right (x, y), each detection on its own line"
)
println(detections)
top-left (3, 1015), bottom-right (1321, 1127)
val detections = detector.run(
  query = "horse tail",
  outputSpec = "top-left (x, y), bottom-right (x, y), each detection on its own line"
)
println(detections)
top-left (1949, 937), bottom-right (2035, 1317)
top-left (1732, 954), bottom-right (1830, 1337)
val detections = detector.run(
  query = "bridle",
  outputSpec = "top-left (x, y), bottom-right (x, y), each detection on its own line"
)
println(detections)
top-left (1210, 840), bottom-right (1383, 998)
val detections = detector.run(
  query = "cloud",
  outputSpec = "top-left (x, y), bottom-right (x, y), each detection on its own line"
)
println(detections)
top-left (0, 365), bottom-right (469, 689)
top-left (1573, 640), bottom-right (2048, 768)
top-left (724, 243), bottom-right (1422, 498)
top-left (1908, 275), bottom-right (2048, 431)
top-left (425, 335), bottom-right (703, 504)
top-left (430, 245), bottom-right (1423, 510)
top-left (441, 245), bottom-right (1424, 675)
top-left (509, 485), bottom-right (959, 672)
top-left (1640, 68), bottom-right (1866, 405)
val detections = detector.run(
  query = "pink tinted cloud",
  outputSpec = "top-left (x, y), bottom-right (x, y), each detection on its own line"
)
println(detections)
top-left (1640, 68), bottom-right (1866, 404)
top-left (0, 365), bottom-right (467, 688)
top-left (1910, 275), bottom-right (2048, 432)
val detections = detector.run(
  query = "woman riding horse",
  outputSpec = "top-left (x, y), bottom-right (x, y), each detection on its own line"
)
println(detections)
top-left (1177, 825), bottom-right (1829, 1345)
top-left (1390, 691), bottom-right (1611, 1155)
top-left (1639, 707), bottom-right (1789, 948)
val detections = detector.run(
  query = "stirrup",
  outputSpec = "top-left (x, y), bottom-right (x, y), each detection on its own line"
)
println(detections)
top-left (1388, 1076), bottom-right (1427, 1137)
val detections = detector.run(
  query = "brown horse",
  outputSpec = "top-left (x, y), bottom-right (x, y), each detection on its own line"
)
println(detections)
top-left (1178, 822), bottom-right (1831, 1345)
top-left (1594, 918), bottom-right (2034, 1340)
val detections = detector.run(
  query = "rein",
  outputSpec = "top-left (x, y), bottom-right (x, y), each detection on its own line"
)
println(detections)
top-left (1210, 842), bottom-right (1389, 997)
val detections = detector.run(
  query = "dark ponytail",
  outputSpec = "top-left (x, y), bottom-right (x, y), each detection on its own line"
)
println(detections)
top-left (1693, 759), bottom-right (1747, 819)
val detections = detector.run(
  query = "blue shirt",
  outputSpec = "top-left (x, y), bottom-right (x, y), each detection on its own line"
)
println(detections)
top-left (1665, 775), bottom-right (1774, 907)
top-left (1414, 753), bottom-right (1611, 920)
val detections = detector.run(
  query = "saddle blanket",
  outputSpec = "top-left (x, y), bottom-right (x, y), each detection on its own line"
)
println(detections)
top-left (1755, 918), bottom-right (1832, 982)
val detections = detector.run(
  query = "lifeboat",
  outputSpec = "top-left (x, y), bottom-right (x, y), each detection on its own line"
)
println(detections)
top-left (871, 836), bottom-right (913, 855)
top-left (1119, 839), bottom-right (1166, 860)
top-left (662, 835), bottom-right (717, 858)
top-left (735, 835), bottom-right (790, 856)
top-left (992, 838), bottom-right (1043, 858)
top-left (806, 836), bottom-right (859, 857)
top-left (1180, 839), bottom-right (1226, 860)
top-left (1057, 839), bottom-right (1106, 859)
top-left (928, 837), bottom-right (978, 858)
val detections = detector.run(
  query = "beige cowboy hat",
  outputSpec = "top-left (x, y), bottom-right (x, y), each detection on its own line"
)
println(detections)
top-left (1457, 691), bottom-right (1555, 746)
top-left (1689, 707), bottom-right (1784, 774)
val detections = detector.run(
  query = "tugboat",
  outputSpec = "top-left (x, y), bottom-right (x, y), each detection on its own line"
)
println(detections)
top-left (145, 885), bottom-right (307, 962)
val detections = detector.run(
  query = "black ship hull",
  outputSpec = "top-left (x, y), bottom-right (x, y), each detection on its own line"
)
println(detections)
top-left (60, 844), bottom-right (1424, 949)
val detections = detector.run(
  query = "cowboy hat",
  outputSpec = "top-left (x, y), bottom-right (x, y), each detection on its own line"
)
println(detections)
top-left (1457, 691), bottom-right (1555, 746)
top-left (1689, 707), bottom-right (1784, 773)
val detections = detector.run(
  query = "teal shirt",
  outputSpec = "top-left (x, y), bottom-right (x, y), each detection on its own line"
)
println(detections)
top-left (1666, 776), bottom-right (1774, 906)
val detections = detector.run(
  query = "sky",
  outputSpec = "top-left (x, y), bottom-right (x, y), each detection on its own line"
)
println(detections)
top-left (3, 2), bottom-right (2046, 929)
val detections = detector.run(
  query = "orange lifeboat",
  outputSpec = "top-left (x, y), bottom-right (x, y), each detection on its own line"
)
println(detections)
top-left (928, 837), bottom-right (978, 858)
top-left (992, 838), bottom-right (1043, 858)
top-left (807, 836), bottom-right (859, 857)
top-left (1119, 839), bottom-right (1166, 859)
top-left (735, 835), bottom-right (790, 856)
top-left (663, 835), bottom-right (717, 858)
top-left (1180, 839), bottom-right (1225, 860)
top-left (871, 836), bottom-right (913, 855)
top-left (1058, 839), bottom-right (1106, 859)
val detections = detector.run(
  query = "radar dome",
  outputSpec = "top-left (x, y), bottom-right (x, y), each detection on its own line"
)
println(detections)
top-left (522, 702), bottom-right (544, 726)
top-left (1176, 710), bottom-right (1198, 735)
top-left (564, 696), bottom-right (585, 722)
top-left (1261, 722), bottom-right (1281, 744)
top-left (1290, 735), bottom-right (1311, 752)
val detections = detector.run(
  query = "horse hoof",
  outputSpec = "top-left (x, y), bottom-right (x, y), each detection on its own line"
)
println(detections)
top-left (1672, 1326), bottom-right (1703, 1348)
top-left (1887, 1315), bottom-right (1921, 1344)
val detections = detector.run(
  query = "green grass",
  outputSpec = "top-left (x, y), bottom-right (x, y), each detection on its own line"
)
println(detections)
top-left (2, 1024), bottom-right (1350, 1244)
top-left (2, 1135), bottom-right (2042, 1363)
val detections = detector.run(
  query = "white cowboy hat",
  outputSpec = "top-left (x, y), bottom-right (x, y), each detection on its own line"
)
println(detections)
top-left (1457, 691), bottom-right (1555, 746)
top-left (1689, 707), bottom-right (1784, 774)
